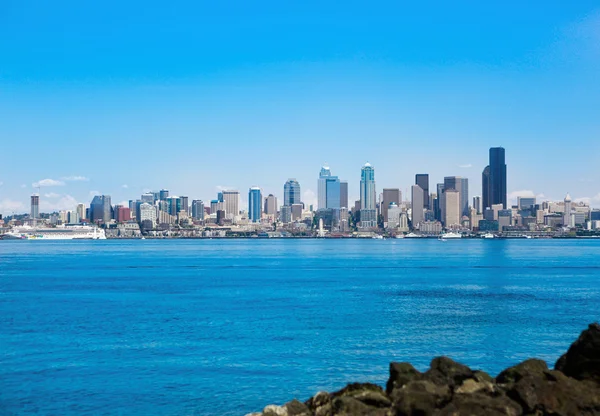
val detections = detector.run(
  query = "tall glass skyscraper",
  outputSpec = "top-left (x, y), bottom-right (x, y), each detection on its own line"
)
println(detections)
top-left (317, 166), bottom-right (340, 210)
top-left (490, 147), bottom-right (507, 209)
top-left (360, 163), bottom-right (377, 227)
top-left (318, 166), bottom-right (331, 210)
top-left (482, 147), bottom-right (507, 209)
top-left (248, 187), bottom-right (262, 223)
top-left (283, 179), bottom-right (301, 206)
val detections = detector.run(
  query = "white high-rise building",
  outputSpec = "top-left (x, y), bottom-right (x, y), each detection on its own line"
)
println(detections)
top-left (76, 203), bottom-right (86, 221)
top-left (564, 193), bottom-right (572, 227)
top-left (222, 190), bottom-right (240, 220)
top-left (387, 203), bottom-right (401, 229)
top-left (264, 194), bottom-right (277, 216)
top-left (139, 202), bottom-right (157, 226)
top-left (443, 189), bottom-right (461, 228)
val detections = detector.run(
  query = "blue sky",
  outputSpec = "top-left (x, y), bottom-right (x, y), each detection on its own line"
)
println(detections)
top-left (1, 1), bottom-right (599, 214)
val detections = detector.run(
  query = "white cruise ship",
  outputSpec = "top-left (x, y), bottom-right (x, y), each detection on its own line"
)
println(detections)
top-left (1, 225), bottom-right (106, 240)
top-left (439, 232), bottom-right (462, 240)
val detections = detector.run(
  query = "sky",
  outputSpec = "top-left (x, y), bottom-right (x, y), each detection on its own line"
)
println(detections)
top-left (1, 1), bottom-right (599, 214)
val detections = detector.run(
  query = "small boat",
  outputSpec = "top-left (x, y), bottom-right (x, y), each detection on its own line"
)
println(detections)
top-left (482, 233), bottom-right (495, 239)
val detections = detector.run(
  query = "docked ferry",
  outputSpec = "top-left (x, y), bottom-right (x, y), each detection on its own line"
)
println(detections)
top-left (1, 225), bottom-right (106, 240)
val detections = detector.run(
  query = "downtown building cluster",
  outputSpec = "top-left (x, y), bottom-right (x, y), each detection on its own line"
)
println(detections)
top-left (3, 147), bottom-right (600, 238)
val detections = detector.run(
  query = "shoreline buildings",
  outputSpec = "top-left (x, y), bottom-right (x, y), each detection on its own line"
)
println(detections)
top-left (4, 146), bottom-right (600, 238)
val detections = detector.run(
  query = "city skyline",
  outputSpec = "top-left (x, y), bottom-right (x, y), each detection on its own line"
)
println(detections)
top-left (2, 149), bottom-right (600, 216)
top-left (1, 2), bottom-right (600, 214)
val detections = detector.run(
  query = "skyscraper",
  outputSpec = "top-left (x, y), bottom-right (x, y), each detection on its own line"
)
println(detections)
top-left (489, 147), bottom-right (507, 209)
top-left (415, 174), bottom-right (429, 209)
top-left (411, 185), bottom-right (424, 226)
top-left (460, 177), bottom-right (469, 217)
top-left (167, 197), bottom-right (181, 216)
top-left (318, 166), bottom-right (331, 210)
top-left (264, 194), bottom-right (277, 216)
top-left (283, 179), bottom-right (301, 206)
top-left (30, 194), bottom-right (39, 219)
top-left (443, 189), bottom-right (461, 227)
top-left (564, 193), bottom-right (572, 227)
top-left (317, 166), bottom-right (341, 210)
top-left (89, 195), bottom-right (112, 224)
top-left (382, 188), bottom-right (401, 223)
top-left (191, 200), bottom-right (205, 220)
top-left (141, 193), bottom-right (154, 203)
top-left (444, 176), bottom-right (469, 218)
top-left (340, 181), bottom-right (349, 210)
top-left (222, 190), bottom-right (240, 219)
top-left (248, 187), bottom-right (262, 223)
top-left (473, 196), bottom-right (482, 214)
top-left (76, 203), bottom-right (86, 221)
top-left (360, 162), bottom-right (377, 227)
top-left (435, 183), bottom-right (445, 221)
top-left (159, 189), bottom-right (169, 201)
top-left (180, 196), bottom-right (189, 214)
top-left (482, 166), bottom-right (491, 211)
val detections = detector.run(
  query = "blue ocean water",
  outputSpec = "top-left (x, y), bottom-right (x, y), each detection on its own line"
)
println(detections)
top-left (0, 239), bottom-right (599, 415)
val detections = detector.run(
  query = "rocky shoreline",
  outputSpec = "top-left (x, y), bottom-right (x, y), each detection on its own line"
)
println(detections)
top-left (247, 323), bottom-right (600, 416)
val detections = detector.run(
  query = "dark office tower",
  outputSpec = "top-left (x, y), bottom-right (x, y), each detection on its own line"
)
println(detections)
top-left (159, 189), bottom-right (169, 201)
top-left (340, 181), bottom-right (349, 209)
top-left (489, 147), bottom-right (507, 209)
top-left (434, 183), bottom-right (445, 221)
top-left (382, 188), bottom-right (401, 223)
top-left (415, 174), bottom-right (429, 209)
top-left (482, 166), bottom-right (490, 210)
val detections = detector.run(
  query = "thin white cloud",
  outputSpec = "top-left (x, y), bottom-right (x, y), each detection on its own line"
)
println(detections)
top-left (40, 195), bottom-right (79, 212)
top-left (579, 194), bottom-right (600, 205)
top-left (88, 190), bottom-right (101, 198)
top-left (216, 185), bottom-right (236, 192)
top-left (121, 184), bottom-right (129, 189)
top-left (61, 176), bottom-right (89, 182)
top-left (508, 190), bottom-right (536, 200)
top-left (303, 189), bottom-right (317, 209)
top-left (44, 192), bottom-right (61, 198)
top-left (0, 199), bottom-right (26, 215)
top-left (0, 181), bottom-right (3, 187)
top-left (21, 184), bottom-right (27, 188)
top-left (32, 178), bottom-right (65, 187)
top-left (458, 164), bottom-right (473, 168)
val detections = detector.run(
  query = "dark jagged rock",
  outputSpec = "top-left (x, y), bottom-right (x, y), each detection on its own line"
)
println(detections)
top-left (437, 392), bottom-right (522, 416)
top-left (390, 380), bottom-right (451, 415)
top-left (556, 323), bottom-right (600, 383)
top-left (250, 323), bottom-right (600, 416)
top-left (496, 359), bottom-right (548, 384)
top-left (305, 392), bottom-right (332, 416)
top-left (386, 362), bottom-right (422, 394)
top-left (503, 369), bottom-right (600, 415)
top-left (423, 357), bottom-right (474, 387)
top-left (331, 383), bottom-right (391, 409)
